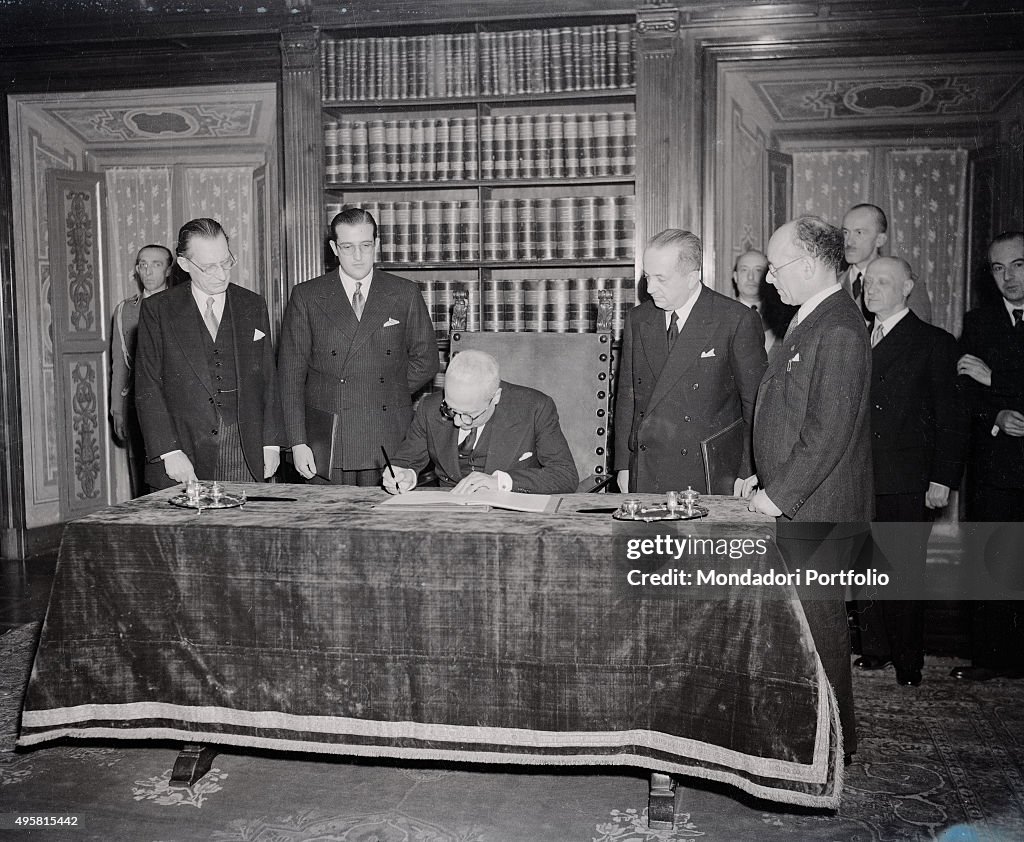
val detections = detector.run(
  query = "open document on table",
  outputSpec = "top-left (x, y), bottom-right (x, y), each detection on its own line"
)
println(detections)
top-left (375, 489), bottom-right (558, 513)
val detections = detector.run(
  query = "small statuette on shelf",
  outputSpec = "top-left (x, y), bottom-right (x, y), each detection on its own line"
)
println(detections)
top-left (596, 289), bottom-right (614, 333)
top-left (450, 291), bottom-right (469, 332)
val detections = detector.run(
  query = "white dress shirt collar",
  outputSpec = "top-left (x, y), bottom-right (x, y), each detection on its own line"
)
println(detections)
top-left (795, 284), bottom-right (842, 326)
top-left (664, 284), bottom-right (703, 331)
top-left (339, 267), bottom-right (373, 308)
top-left (190, 283), bottom-right (227, 322)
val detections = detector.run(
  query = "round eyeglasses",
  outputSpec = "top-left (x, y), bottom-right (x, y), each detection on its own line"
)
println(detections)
top-left (440, 393), bottom-right (496, 425)
top-left (183, 252), bottom-right (237, 276)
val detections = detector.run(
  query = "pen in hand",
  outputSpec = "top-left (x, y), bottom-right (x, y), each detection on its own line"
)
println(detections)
top-left (380, 445), bottom-right (402, 494)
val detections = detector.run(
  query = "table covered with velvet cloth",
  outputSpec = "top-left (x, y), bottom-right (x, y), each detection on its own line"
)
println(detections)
top-left (18, 485), bottom-right (842, 808)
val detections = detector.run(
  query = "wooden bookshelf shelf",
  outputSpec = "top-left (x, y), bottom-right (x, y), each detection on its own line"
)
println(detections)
top-left (320, 16), bottom-right (638, 338)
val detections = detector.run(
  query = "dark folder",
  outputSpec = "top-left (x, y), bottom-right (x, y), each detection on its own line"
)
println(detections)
top-left (305, 405), bottom-right (339, 474)
top-left (700, 418), bottom-right (745, 496)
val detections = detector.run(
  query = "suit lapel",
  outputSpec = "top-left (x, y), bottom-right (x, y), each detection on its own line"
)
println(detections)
top-left (483, 386), bottom-right (522, 474)
top-left (226, 286), bottom-right (248, 407)
top-left (171, 284), bottom-right (215, 397)
top-left (316, 269), bottom-right (359, 344)
top-left (637, 304), bottom-right (669, 380)
top-left (346, 270), bottom-right (396, 361)
top-left (427, 404), bottom-right (461, 483)
top-left (872, 311), bottom-right (916, 377)
top-left (646, 286), bottom-right (715, 415)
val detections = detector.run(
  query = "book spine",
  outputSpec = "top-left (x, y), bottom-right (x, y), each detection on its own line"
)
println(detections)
top-left (554, 197), bottom-right (576, 259)
top-left (397, 119), bottom-right (412, 182)
top-left (442, 200), bottom-right (461, 262)
top-left (351, 121), bottom-right (369, 182)
top-left (593, 112), bottom-right (610, 177)
top-left (422, 118), bottom-right (436, 182)
top-left (579, 196), bottom-right (598, 259)
top-left (505, 115), bottom-right (520, 180)
top-left (533, 113), bottom-right (549, 179)
top-left (547, 278), bottom-right (570, 333)
top-left (464, 116), bottom-right (478, 180)
top-left (523, 280), bottom-right (546, 332)
top-left (548, 116), bottom-right (564, 178)
top-left (563, 115), bottom-right (579, 178)
top-left (409, 199), bottom-right (425, 262)
top-left (500, 199), bottom-right (517, 261)
top-left (384, 119), bottom-right (400, 182)
top-left (435, 117), bottom-right (450, 181)
top-left (578, 113), bottom-right (595, 177)
top-left (618, 195), bottom-right (635, 258)
top-left (393, 201), bottom-right (411, 263)
top-left (570, 276), bottom-right (593, 332)
top-left (492, 117), bottom-right (508, 180)
top-left (624, 111), bottom-right (636, 174)
top-left (479, 115), bottom-right (494, 180)
top-left (482, 199), bottom-right (501, 261)
top-left (378, 202), bottom-right (395, 262)
top-left (598, 196), bottom-right (617, 259)
top-left (504, 280), bottom-right (525, 331)
top-left (324, 119), bottom-right (338, 183)
top-left (424, 199), bottom-right (442, 262)
top-left (518, 198), bottom-right (535, 260)
top-left (461, 199), bottom-right (480, 261)
top-left (535, 198), bottom-right (555, 260)
top-left (368, 119), bottom-right (386, 183)
top-left (517, 115), bottom-right (533, 180)
top-left (449, 116), bottom-right (465, 181)
top-left (483, 278), bottom-right (503, 331)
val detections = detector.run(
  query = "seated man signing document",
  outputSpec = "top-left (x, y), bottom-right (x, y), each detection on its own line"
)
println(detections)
top-left (383, 350), bottom-right (578, 495)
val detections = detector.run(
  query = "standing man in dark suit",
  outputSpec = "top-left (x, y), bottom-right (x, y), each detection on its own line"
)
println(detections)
top-left (743, 216), bottom-right (874, 759)
top-left (840, 204), bottom-right (932, 323)
top-left (952, 231), bottom-right (1024, 681)
top-left (135, 218), bottom-right (283, 490)
top-left (383, 350), bottom-right (578, 495)
top-left (614, 229), bottom-right (766, 494)
top-left (279, 207), bottom-right (438, 486)
top-left (855, 257), bottom-right (967, 686)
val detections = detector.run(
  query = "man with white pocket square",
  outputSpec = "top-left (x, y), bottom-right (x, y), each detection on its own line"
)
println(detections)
top-left (279, 207), bottom-right (438, 486)
top-left (135, 218), bottom-right (284, 489)
top-left (384, 350), bottom-right (577, 495)
top-left (614, 228), bottom-right (766, 494)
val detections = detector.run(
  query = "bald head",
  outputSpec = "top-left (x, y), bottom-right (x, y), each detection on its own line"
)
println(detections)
top-left (863, 256), bottom-right (914, 321)
top-left (443, 350), bottom-right (502, 430)
top-left (766, 217), bottom-right (843, 306)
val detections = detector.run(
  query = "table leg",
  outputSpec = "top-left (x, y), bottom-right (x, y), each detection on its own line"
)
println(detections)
top-left (169, 743), bottom-right (218, 787)
top-left (648, 771), bottom-right (676, 829)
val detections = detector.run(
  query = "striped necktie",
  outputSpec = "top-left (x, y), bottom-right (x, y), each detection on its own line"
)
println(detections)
top-left (203, 296), bottom-right (219, 340)
top-left (351, 282), bottom-right (364, 320)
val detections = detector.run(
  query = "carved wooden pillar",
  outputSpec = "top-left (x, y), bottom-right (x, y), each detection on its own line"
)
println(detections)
top-left (635, 3), bottom-right (697, 253)
top-left (281, 27), bottom-right (324, 292)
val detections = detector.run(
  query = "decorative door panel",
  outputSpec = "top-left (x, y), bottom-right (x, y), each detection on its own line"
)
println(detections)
top-left (765, 149), bottom-right (793, 245)
top-left (46, 170), bottom-right (113, 519)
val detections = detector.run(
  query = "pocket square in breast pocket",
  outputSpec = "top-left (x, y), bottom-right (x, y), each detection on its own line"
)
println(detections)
top-left (700, 348), bottom-right (716, 358)
top-left (383, 317), bottom-right (400, 327)
top-left (518, 452), bottom-right (533, 461)
top-left (253, 328), bottom-right (265, 341)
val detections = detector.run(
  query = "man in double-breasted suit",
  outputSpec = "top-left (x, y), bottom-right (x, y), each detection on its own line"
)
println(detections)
top-left (855, 257), bottom-right (967, 686)
top-left (952, 231), bottom-right (1024, 681)
top-left (614, 229), bottom-right (766, 494)
top-left (384, 350), bottom-right (578, 495)
top-left (744, 216), bottom-right (874, 759)
top-left (278, 208), bottom-right (438, 485)
top-left (135, 218), bottom-right (283, 490)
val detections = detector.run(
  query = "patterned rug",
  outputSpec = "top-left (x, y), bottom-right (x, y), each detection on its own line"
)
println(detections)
top-left (1, 623), bottom-right (1022, 841)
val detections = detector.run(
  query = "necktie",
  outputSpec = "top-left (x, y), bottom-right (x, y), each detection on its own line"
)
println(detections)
top-left (203, 296), bottom-right (219, 340)
top-left (783, 315), bottom-right (799, 341)
top-left (352, 282), bottom-right (364, 320)
top-left (750, 304), bottom-right (758, 312)
top-left (852, 271), bottom-right (863, 301)
top-left (871, 322), bottom-right (885, 347)
top-left (1013, 308), bottom-right (1023, 330)
top-left (667, 310), bottom-right (679, 348)
top-left (458, 429), bottom-right (476, 456)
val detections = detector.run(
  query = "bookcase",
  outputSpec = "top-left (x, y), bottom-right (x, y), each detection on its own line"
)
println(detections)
top-left (320, 18), bottom-right (638, 342)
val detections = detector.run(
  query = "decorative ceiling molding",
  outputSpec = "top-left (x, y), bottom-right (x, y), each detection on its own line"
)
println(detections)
top-left (23, 85), bottom-right (277, 147)
top-left (756, 74), bottom-right (1024, 122)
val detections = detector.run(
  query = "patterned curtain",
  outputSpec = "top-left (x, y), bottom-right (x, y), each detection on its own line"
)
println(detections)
top-left (792, 149), bottom-right (872, 226)
top-left (885, 149), bottom-right (968, 336)
top-left (183, 167), bottom-right (255, 291)
top-left (104, 167), bottom-right (175, 305)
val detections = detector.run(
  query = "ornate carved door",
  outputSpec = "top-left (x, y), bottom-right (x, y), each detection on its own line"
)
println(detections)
top-left (46, 170), bottom-right (114, 519)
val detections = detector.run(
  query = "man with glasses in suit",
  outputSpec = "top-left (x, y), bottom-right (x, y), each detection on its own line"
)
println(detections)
top-left (279, 207), bottom-right (438, 486)
top-left (383, 349), bottom-right (577, 495)
top-left (135, 218), bottom-right (283, 489)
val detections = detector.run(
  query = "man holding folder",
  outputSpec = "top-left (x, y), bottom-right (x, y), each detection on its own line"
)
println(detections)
top-left (383, 350), bottom-right (578, 495)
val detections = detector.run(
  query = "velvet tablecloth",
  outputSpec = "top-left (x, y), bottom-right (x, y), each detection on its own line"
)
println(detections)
top-left (18, 485), bottom-right (842, 807)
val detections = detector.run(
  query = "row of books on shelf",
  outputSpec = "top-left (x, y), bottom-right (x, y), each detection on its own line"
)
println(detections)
top-left (326, 196), bottom-right (635, 262)
top-left (416, 276), bottom-right (636, 337)
top-left (324, 112), bottom-right (636, 183)
top-left (321, 24), bottom-right (635, 102)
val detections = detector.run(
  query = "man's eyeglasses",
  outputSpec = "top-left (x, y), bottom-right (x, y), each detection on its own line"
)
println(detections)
top-left (183, 253), bottom-right (237, 275)
top-left (336, 241), bottom-right (375, 256)
top-left (440, 393), bottom-right (496, 425)
top-left (767, 254), bottom-right (804, 277)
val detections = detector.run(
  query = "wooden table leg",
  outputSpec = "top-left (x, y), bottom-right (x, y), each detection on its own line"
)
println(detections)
top-left (169, 743), bottom-right (218, 787)
top-left (648, 771), bottom-right (676, 829)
